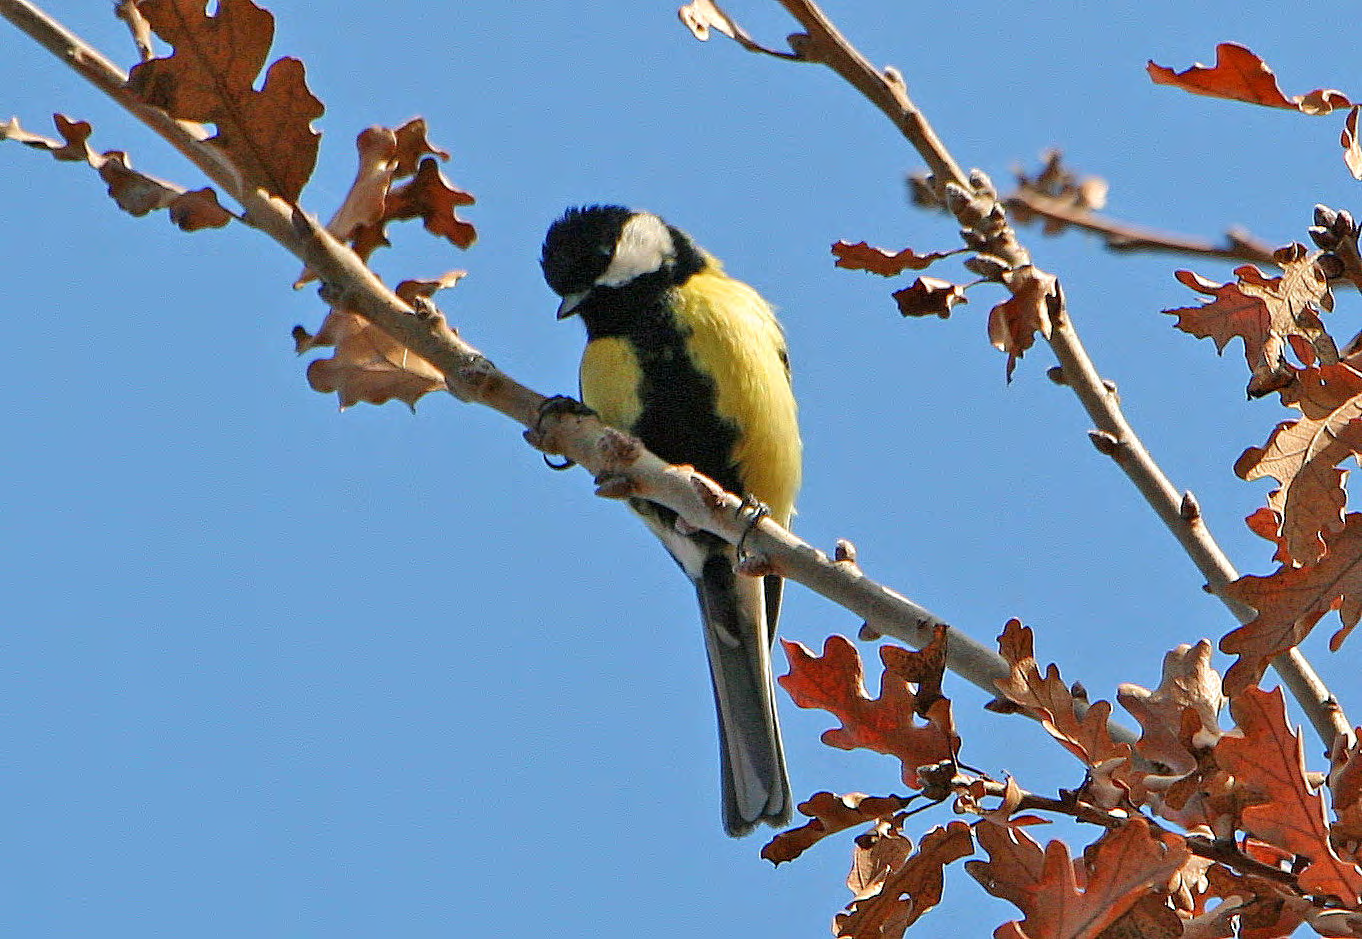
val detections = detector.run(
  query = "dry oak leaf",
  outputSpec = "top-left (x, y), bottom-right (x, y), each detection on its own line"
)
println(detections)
top-left (1148, 43), bottom-right (1352, 115)
top-left (993, 619), bottom-right (1131, 771)
top-left (989, 267), bottom-right (1059, 382)
top-left (1167, 249), bottom-right (1336, 400)
top-left (126, 0), bottom-right (323, 203)
top-left (1117, 640), bottom-right (1224, 779)
top-left (833, 820), bottom-right (973, 939)
top-left (1, 114), bottom-right (231, 231)
top-left (1214, 686), bottom-right (1362, 904)
top-left (1233, 392), bottom-right (1362, 567)
top-left (380, 157), bottom-right (477, 251)
top-left (1219, 512), bottom-right (1362, 693)
top-left (972, 817), bottom-right (1190, 939)
top-left (779, 636), bottom-right (956, 789)
top-left (294, 307), bottom-right (444, 410)
top-left (832, 241), bottom-right (955, 276)
top-left (762, 792), bottom-right (913, 865)
top-left (893, 277), bottom-right (969, 319)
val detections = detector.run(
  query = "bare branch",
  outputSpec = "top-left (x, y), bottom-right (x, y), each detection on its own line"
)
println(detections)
top-left (702, 0), bottom-right (1352, 747)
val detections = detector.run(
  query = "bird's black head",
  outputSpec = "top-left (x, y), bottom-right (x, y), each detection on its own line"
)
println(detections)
top-left (540, 204), bottom-right (636, 299)
top-left (541, 205), bottom-right (705, 319)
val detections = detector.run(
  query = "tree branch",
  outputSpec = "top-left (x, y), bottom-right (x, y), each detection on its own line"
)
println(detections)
top-left (0, 0), bottom-right (1089, 734)
top-left (755, 0), bottom-right (1349, 747)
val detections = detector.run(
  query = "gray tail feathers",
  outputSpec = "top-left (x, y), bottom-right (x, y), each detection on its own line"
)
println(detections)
top-left (696, 552), bottom-right (792, 837)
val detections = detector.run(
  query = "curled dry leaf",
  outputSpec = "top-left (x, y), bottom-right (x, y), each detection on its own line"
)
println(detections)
top-left (1117, 640), bottom-right (1224, 779)
top-left (893, 277), bottom-right (968, 319)
top-left (832, 821), bottom-right (973, 939)
top-left (1215, 686), bottom-right (1362, 904)
top-left (779, 635), bottom-right (956, 789)
top-left (761, 792), bottom-right (912, 865)
top-left (1, 114), bottom-right (230, 231)
top-left (1344, 107), bottom-right (1362, 181)
top-left (1148, 42), bottom-right (1352, 115)
top-left (832, 240), bottom-right (955, 276)
top-left (297, 118), bottom-right (472, 286)
top-left (993, 619), bottom-right (1132, 773)
top-left (395, 270), bottom-right (467, 305)
top-left (126, 0), bottom-right (323, 203)
top-left (677, 0), bottom-right (738, 41)
top-left (988, 266), bottom-right (1059, 381)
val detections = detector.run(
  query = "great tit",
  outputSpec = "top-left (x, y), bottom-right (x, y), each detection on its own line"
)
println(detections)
top-left (541, 205), bottom-right (802, 837)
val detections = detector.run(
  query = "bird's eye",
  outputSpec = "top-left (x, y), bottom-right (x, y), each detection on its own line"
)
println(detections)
top-left (594, 244), bottom-right (613, 257)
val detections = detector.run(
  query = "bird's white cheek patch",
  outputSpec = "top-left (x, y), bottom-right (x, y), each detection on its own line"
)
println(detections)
top-left (597, 213), bottom-right (674, 287)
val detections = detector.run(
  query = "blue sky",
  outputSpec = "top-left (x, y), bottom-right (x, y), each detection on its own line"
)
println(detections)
top-left (1, 2), bottom-right (1357, 936)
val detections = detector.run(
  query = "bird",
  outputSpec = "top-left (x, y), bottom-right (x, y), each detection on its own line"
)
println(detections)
top-left (541, 204), bottom-right (802, 836)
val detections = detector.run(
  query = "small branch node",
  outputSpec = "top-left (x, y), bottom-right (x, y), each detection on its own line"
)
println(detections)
top-left (448, 353), bottom-right (497, 403)
top-left (1179, 490), bottom-right (1203, 522)
top-left (1046, 365), bottom-right (1068, 386)
top-left (834, 537), bottom-right (858, 565)
top-left (593, 472), bottom-right (636, 500)
top-left (1087, 429), bottom-right (1123, 456)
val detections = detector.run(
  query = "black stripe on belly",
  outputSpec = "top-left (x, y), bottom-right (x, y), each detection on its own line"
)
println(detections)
top-left (577, 278), bottom-right (743, 498)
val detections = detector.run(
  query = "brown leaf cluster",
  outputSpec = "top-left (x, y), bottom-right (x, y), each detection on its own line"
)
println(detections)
top-left (299, 119), bottom-right (476, 286)
top-left (1206, 354), bottom-right (1362, 690)
top-left (775, 616), bottom-right (1362, 935)
top-left (126, 0), bottom-right (323, 203)
top-left (1, 114), bottom-right (230, 230)
top-left (834, 821), bottom-right (973, 939)
top-left (1008, 150), bottom-right (1110, 237)
top-left (991, 619), bottom-right (1132, 800)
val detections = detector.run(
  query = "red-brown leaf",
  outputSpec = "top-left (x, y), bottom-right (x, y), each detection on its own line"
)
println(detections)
top-left (893, 277), bottom-right (969, 319)
top-left (833, 240), bottom-right (954, 276)
top-left (989, 267), bottom-right (1058, 381)
top-left (1, 114), bottom-right (230, 231)
top-left (973, 818), bottom-right (1189, 939)
top-left (1220, 513), bottom-right (1362, 692)
top-left (1117, 640), bottom-right (1223, 779)
top-left (833, 821), bottom-right (974, 939)
top-left (1215, 686), bottom-right (1362, 903)
top-left (295, 308), bottom-right (444, 410)
top-left (126, 0), bottom-right (323, 202)
top-left (993, 619), bottom-right (1131, 771)
top-left (779, 636), bottom-right (955, 789)
top-left (762, 792), bottom-right (912, 865)
top-left (1148, 43), bottom-right (1352, 114)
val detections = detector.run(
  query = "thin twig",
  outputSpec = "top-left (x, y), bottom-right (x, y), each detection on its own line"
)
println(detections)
top-left (1005, 188), bottom-right (1279, 265)
top-left (761, 0), bottom-right (1349, 747)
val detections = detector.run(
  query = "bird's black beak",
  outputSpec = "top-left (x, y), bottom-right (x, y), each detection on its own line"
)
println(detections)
top-left (556, 291), bottom-right (588, 319)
